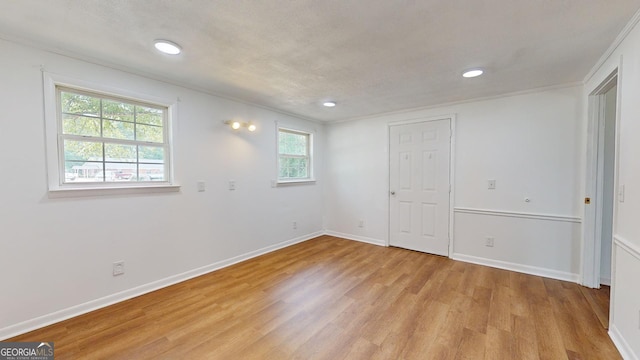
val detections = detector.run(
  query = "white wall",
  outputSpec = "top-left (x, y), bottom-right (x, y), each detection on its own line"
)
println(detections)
top-left (0, 39), bottom-right (325, 339)
top-left (325, 85), bottom-right (584, 280)
top-left (585, 12), bottom-right (640, 359)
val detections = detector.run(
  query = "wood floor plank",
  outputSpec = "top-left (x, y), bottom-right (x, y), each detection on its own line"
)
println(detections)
top-left (488, 285), bottom-right (512, 332)
top-left (578, 284), bottom-right (611, 329)
top-left (6, 236), bottom-right (621, 359)
top-left (399, 299), bottom-right (450, 359)
top-left (338, 337), bottom-right (378, 360)
top-left (531, 302), bottom-right (570, 360)
top-left (485, 326), bottom-right (513, 360)
top-left (464, 286), bottom-right (492, 334)
top-left (455, 328), bottom-right (487, 360)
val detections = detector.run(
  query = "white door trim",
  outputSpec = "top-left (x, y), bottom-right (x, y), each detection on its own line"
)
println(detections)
top-left (386, 114), bottom-right (456, 258)
top-left (583, 65), bottom-right (620, 289)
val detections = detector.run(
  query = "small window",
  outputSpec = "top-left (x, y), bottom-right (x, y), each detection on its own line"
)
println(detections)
top-left (278, 128), bottom-right (313, 182)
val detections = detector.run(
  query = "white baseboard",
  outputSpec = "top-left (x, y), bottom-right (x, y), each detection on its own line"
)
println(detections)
top-left (0, 231), bottom-right (323, 341)
top-left (600, 276), bottom-right (612, 286)
top-left (323, 230), bottom-right (387, 247)
top-left (325, 234), bottom-right (579, 283)
top-left (451, 253), bottom-right (580, 283)
top-left (609, 324), bottom-right (639, 360)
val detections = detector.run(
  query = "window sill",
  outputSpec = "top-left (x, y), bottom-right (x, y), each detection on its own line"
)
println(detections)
top-left (276, 179), bottom-right (317, 186)
top-left (48, 184), bottom-right (181, 198)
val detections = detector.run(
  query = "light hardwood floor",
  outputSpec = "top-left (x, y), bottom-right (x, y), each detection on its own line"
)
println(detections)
top-left (9, 236), bottom-right (619, 359)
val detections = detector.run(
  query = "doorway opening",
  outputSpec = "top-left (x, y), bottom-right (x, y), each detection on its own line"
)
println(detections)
top-left (583, 70), bottom-right (618, 327)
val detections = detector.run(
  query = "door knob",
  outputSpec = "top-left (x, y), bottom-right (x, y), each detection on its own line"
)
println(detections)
top-left (390, 191), bottom-right (396, 195)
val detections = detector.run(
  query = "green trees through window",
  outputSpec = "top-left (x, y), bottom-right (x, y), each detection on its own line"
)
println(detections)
top-left (278, 129), bottom-right (311, 181)
top-left (59, 88), bottom-right (168, 183)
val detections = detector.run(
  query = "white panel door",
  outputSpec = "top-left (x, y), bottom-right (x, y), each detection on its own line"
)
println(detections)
top-left (389, 119), bottom-right (451, 255)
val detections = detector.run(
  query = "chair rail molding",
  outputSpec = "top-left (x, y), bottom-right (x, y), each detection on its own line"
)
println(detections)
top-left (454, 207), bottom-right (581, 223)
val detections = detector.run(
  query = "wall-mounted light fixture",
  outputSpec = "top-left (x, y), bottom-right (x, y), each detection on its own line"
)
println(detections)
top-left (224, 120), bottom-right (257, 132)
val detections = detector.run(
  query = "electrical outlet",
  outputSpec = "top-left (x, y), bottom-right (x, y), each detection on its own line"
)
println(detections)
top-left (113, 261), bottom-right (125, 276)
top-left (292, 221), bottom-right (297, 230)
top-left (358, 220), bottom-right (364, 228)
top-left (197, 181), bottom-right (206, 192)
top-left (485, 237), bottom-right (494, 247)
top-left (228, 180), bottom-right (236, 191)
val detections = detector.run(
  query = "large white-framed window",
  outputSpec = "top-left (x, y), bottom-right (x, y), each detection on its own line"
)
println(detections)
top-left (44, 73), bottom-right (177, 193)
top-left (277, 127), bottom-right (314, 183)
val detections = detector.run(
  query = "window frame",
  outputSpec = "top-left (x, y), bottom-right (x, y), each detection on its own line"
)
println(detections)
top-left (43, 72), bottom-right (179, 195)
top-left (277, 127), bottom-right (315, 184)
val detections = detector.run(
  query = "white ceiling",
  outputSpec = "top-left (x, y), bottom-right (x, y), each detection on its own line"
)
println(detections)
top-left (0, 1), bottom-right (638, 122)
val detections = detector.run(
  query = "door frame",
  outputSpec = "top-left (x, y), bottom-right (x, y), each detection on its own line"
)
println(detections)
top-left (583, 68), bottom-right (619, 289)
top-left (386, 114), bottom-right (456, 257)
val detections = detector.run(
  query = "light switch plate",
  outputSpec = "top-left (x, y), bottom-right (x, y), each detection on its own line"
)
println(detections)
top-left (113, 261), bottom-right (124, 276)
top-left (488, 180), bottom-right (496, 190)
top-left (485, 237), bottom-right (494, 247)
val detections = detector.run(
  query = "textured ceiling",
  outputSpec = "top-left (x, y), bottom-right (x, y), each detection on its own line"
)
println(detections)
top-left (0, 1), bottom-right (638, 122)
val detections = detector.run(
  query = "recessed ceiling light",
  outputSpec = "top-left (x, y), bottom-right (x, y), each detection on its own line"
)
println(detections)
top-left (323, 101), bottom-right (337, 107)
top-left (154, 40), bottom-right (182, 55)
top-left (462, 69), bottom-right (484, 78)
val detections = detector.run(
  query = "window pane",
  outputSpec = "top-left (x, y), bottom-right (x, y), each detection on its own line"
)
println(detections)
top-left (104, 163), bottom-right (138, 181)
top-left (279, 157), bottom-right (289, 177)
top-left (103, 119), bottom-right (135, 140)
top-left (148, 173), bottom-right (165, 181)
top-left (279, 156), bottom-right (309, 179)
top-left (64, 140), bottom-right (103, 161)
top-left (295, 158), bottom-right (309, 178)
top-left (299, 161), bottom-right (308, 177)
top-left (139, 163), bottom-right (165, 181)
top-left (61, 91), bottom-right (100, 116)
top-left (139, 145), bottom-right (164, 162)
top-left (105, 143), bottom-right (136, 162)
top-left (64, 161), bottom-right (102, 182)
top-left (136, 106), bottom-right (163, 126)
top-left (279, 132), bottom-right (307, 156)
top-left (94, 167), bottom-right (117, 181)
top-left (137, 124), bottom-right (163, 143)
top-left (103, 99), bottom-right (134, 122)
top-left (62, 114), bottom-right (101, 137)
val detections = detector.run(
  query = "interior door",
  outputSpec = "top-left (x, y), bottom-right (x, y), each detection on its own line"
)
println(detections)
top-left (389, 119), bottom-right (451, 256)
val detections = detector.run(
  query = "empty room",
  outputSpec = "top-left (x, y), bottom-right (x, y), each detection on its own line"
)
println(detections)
top-left (1, 1), bottom-right (640, 359)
